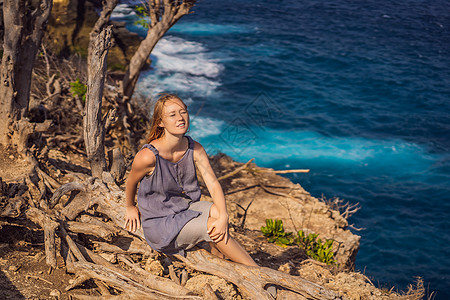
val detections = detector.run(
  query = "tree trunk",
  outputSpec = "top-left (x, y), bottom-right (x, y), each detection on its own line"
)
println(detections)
top-left (0, 0), bottom-right (52, 147)
top-left (83, 0), bottom-right (117, 178)
top-left (122, 0), bottom-right (196, 99)
top-left (84, 26), bottom-right (112, 177)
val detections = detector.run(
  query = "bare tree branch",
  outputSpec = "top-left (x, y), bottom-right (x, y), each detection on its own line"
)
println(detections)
top-left (122, 0), bottom-right (197, 99)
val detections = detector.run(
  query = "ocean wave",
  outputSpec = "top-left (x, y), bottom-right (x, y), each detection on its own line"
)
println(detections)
top-left (118, 0), bottom-right (142, 6)
top-left (152, 37), bottom-right (222, 77)
top-left (189, 118), bottom-right (437, 177)
top-left (122, 0), bottom-right (450, 296)
top-left (190, 116), bottom-right (225, 139)
top-left (111, 4), bottom-right (137, 19)
top-left (138, 72), bottom-right (221, 97)
top-left (136, 36), bottom-right (223, 97)
top-left (170, 22), bottom-right (252, 35)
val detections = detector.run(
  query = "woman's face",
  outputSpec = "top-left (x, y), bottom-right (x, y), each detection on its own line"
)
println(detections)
top-left (159, 98), bottom-right (189, 135)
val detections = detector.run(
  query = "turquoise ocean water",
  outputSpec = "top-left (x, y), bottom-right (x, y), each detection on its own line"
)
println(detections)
top-left (113, 0), bottom-right (450, 297)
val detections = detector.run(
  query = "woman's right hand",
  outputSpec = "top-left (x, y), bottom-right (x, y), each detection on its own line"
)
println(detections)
top-left (124, 205), bottom-right (141, 233)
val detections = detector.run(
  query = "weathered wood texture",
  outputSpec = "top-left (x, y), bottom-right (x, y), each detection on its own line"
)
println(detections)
top-left (176, 249), bottom-right (343, 300)
top-left (54, 175), bottom-right (344, 299)
top-left (0, 0), bottom-right (53, 146)
top-left (60, 223), bottom-right (198, 299)
top-left (108, 148), bottom-right (126, 183)
top-left (84, 25), bottom-right (113, 178)
top-left (49, 181), bottom-right (85, 209)
top-left (25, 207), bottom-right (59, 268)
top-left (84, 0), bottom-right (118, 178)
top-left (71, 261), bottom-right (171, 299)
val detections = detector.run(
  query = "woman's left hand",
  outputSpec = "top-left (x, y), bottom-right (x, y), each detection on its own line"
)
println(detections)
top-left (207, 216), bottom-right (229, 244)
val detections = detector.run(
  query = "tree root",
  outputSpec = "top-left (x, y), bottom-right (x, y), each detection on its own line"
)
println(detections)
top-left (176, 249), bottom-right (343, 300)
top-left (25, 207), bottom-right (59, 269)
top-left (49, 181), bottom-right (85, 209)
top-left (13, 168), bottom-right (356, 299)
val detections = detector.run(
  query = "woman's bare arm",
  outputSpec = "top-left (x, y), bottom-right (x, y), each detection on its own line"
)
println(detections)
top-left (193, 141), bottom-right (229, 243)
top-left (124, 148), bottom-right (156, 232)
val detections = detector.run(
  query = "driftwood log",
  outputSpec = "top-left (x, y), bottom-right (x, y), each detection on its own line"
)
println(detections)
top-left (49, 181), bottom-right (85, 209)
top-left (47, 174), bottom-right (345, 299)
top-left (108, 148), bottom-right (127, 183)
top-left (59, 218), bottom-right (200, 299)
top-left (25, 207), bottom-right (59, 269)
top-left (70, 261), bottom-right (194, 300)
top-left (66, 221), bottom-right (116, 241)
top-left (176, 249), bottom-right (342, 300)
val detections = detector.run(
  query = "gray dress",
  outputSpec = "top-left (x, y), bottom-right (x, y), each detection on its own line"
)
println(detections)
top-left (137, 136), bottom-right (212, 255)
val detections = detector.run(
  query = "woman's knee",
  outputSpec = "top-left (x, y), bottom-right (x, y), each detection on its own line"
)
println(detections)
top-left (209, 203), bottom-right (220, 219)
top-left (207, 215), bottom-right (217, 229)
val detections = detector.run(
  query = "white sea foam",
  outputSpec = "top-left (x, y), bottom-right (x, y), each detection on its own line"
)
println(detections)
top-left (154, 37), bottom-right (206, 54)
top-left (189, 119), bottom-right (435, 176)
top-left (183, 97), bottom-right (194, 106)
top-left (190, 116), bottom-right (225, 139)
top-left (111, 4), bottom-right (137, 19)
top-left (138, 73), bottom-right (221, 97)
top-left (152, 37), bottom-right (222, 77)
top-left (118, 0), bottom-right (142, 6)
top-left (113, 4), bottom-right (225, 97)
top-left (137, 36), bottom-right (223, 97)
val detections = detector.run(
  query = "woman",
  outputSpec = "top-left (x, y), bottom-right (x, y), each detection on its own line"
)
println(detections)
top-left (124, 94), bottom-right (257, 266)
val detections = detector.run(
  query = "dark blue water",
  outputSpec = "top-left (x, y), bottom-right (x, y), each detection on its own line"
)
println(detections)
top-left (114, 0), bottom-right (450, 298)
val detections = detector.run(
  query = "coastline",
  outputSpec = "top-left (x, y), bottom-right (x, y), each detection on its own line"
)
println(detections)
top-left (0, 142), bottom-right (425, 299)
top-left (0, 0), bottom-right (429, 298)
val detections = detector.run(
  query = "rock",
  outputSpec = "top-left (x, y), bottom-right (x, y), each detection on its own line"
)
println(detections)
top-left (278, 261), bottom-right (296, 275)
top-left (185, 274), bottom-right (238, 300)
top-left (9, 265), bottom-right (21, 272)
top-left (214, 154), bottom-right (361, 268)
top-left (50, 289), bottom-right (61, 298)
top-left (325, 272), bottom-right (387, 300)
top-left (298, 263), bottom-right (333, 285)
top-left (145, 258), bottom-right (164, 276)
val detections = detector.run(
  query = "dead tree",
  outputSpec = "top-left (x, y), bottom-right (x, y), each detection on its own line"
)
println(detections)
top-left (0, 0), bottom-right (53, 149)
top-left (83, 0), bottom-right (118, 178)
top-left (122, 0), bottom-right (196, 99)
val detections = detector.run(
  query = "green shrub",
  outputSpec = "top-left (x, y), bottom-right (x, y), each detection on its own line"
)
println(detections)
top-left (261, 219), bottom-right (294, 247)
top-left (261, 219), bottom-right (336, 265)
top-left (296, 230), bottom-right (336, 265)
top-left (70, 79), bottom-right (87, 102)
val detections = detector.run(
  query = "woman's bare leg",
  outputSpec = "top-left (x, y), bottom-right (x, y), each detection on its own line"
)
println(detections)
top-left (209, 242), bottom-right (225, 259)
top-left (208, 205), bottom-right (276, 297)
top-left (208, 204), bottom-right (257, 267)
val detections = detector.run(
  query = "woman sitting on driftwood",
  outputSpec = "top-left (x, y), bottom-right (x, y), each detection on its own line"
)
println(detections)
top-left (124, 93), bottom-right (257, 266)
